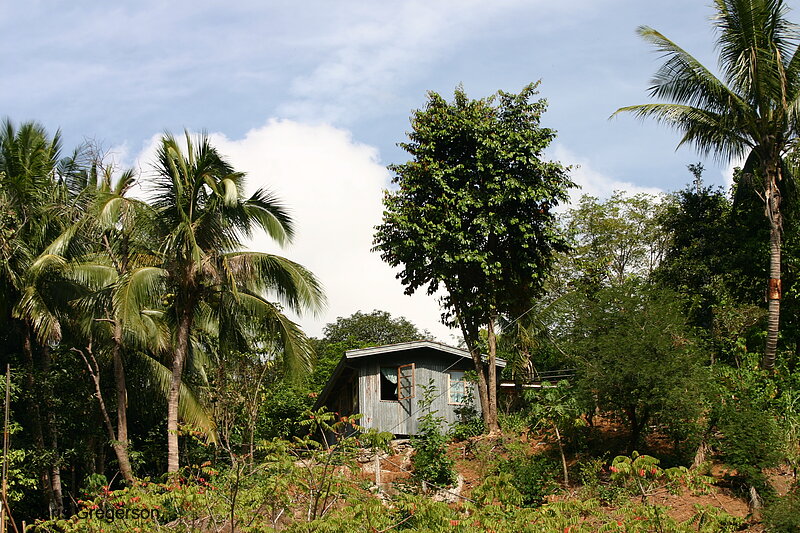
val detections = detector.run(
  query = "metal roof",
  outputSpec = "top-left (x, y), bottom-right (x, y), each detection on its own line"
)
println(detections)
top-left (345, 340), bottom-right (506, 367)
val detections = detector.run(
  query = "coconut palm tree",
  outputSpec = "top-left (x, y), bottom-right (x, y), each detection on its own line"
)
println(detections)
top-left (614, 0), bottom-right (800, 370)
top-left (146, 132), bottom-right (324, 473)
top-left (0, 120), bottom-right (71, 514)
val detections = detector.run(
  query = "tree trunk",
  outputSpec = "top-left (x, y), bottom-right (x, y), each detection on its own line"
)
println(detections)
top-left (456, 315), bottom-right (491, 431)
top-left (78, 344), bottom-right (135, 483)
top-left (762, 163), bottom-right (782, 371)
top-left (111, 325), bottom-right (135, 481)
top-left (554, 423), bottom-right (569, 486)
top-left (40, 345), bottom-right (63, 516)
top-left (471, 351), bottom-right (491, 429)
top-left (167, 303), bottom-right (193, 473)
top-left (21, 329), bottom-right (54, 513)
top-left (486, 316), bottom-right (499, 433)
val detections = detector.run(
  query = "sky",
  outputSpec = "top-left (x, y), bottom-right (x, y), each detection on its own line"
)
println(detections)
top-left (2, 0), bottom-right (784, 342)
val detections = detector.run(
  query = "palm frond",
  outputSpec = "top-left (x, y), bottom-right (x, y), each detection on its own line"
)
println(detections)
top-left (114, 266), bottom-right (167, 336)
top-left (636, 26), bottom-right (749, 114)
top-left (221, 251), bottom-right (326, 316)
top-left (231, 290), bottom-right (315, 377)
top-left (135, 352), bottom-right (218, 443)
top-left (614, 103), bottom-right (753, 161)
top-left (13, 285), bottom-right (61, 344)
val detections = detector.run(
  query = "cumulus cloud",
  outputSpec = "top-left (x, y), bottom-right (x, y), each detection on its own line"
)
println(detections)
top-left (720, 155), bottom-right (746, 192)
top-left (133, 120), bottom-right (458, 342)
top-left (552, 144), bottom-right (664, 207)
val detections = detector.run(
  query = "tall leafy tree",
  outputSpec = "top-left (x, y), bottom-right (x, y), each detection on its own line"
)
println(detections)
top-left (374, 83), bottom-right (574, 431)
top-left (560, 192), bottom-right (669, 292)
top-left (146, 132), bottom-right (324, 472)
top-left (615, 0), bottom-right (800, 370)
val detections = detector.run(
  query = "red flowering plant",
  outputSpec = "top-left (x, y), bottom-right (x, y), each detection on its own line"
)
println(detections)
top-left (608, 451), bottom-right (664, 502)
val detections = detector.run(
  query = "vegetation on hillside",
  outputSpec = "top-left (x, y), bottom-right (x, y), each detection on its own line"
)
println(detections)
top-left (1, 1), bottom-right (800, 530)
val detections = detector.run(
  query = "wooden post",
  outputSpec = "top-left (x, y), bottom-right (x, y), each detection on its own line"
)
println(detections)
top-left (374, 453), bottom-right (381, 491)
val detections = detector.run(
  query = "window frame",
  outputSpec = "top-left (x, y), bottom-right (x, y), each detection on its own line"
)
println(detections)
top-left (447, 370), bottom-right (468, 405)
top-left (379, 366), bottom-right (399, 402)
top-left (397, 363), bottom-right (415, 400)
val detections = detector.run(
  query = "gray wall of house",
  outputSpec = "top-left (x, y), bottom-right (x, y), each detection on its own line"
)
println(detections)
top-left (355, 349), bottom-right (480, 436)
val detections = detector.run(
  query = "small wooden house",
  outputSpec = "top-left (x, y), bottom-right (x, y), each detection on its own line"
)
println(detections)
top-left (313, 340), bottom-right (505, 436)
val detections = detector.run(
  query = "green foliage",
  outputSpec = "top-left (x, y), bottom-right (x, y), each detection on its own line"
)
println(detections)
top-left (568, 282), bottom-right (710, 449)
top-left (320, 309), bottom-right (430, 345)
top-left (448, 376), bottom-right (484, 441)
top-left (609, 451), bottom-right (664, 500)
top-left (257, 382), bottom-right (314, 440)
top-left (716, 403), bottom-right (782, 496)
top-left (654, 182), bottom-right (764, 332)
top-left (498, 453), bottom-right (559, 507)
top-left (691, 504), bottom-right (745, 533)
top-left (374, 82), bottom-right (574, 328)
top-left (559, 192), bottom-right (668, 292)
top-left (471, 472), bottom-right (524, 507)
top-left (411, 383), bottom-right (456, 487)
top-left (497, 411), bottom-right (531, 435)
top-left (526, 381), bottom-right (583, 431)
top-left (763, 485), bottom-right (800, 533)
top-left (576, 455), bottom-right (626, 503)
top-left (449, 405), bottom-right (484, 441)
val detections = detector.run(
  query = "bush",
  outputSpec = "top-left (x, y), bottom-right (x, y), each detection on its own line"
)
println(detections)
top-left (411, 384), bottom-right (456, 487)
top-left (498, 453), bottom-right (559, 506)
top-left (448, 401), bottom-right (484, 441)
top-left (717, 403), bottom-right (782, 499)
top-left (763, 485), bottom-right (800, 532)
top-left (569, 283), bottom-right (711, 450)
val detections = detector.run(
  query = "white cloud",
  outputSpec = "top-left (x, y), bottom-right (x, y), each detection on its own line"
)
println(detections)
top-left (276, 0), bottom-right (591, 123)
top-left (552, 144), bottom-right (664, 207)
top-left (721, 155), bottom-right (746, 192)
top-left (133, 120), bottom-right (458, 342)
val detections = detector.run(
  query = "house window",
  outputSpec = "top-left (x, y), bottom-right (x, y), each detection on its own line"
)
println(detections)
top-left (448, 370), bottom-right (467, 404)
top-left (380, 364), bottom-right (415, 401)
top-left (380, 367), bottom-right (398, 401)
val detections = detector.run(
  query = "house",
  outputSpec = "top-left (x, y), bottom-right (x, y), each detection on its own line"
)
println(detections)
top-left (313, 340), bottom-right (505, 436)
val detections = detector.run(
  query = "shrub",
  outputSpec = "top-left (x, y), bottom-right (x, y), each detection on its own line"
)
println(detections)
top-left (498, 453), bottom-right (559, 506)
top-left (717, 404), bottom-right (781, 499)
top-left (569, 283), bottom-right (710, 450)
top-left (411, 383), bottom-right (456, 487)
top-left (763, 485), bottom-right (800, 533)
top-left (449, 400), bottom-right (484, 441)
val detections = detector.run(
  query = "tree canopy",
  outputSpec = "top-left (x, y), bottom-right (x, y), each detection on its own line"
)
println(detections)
top-left (373, 82), bottom-right (575, 430)
top-left (615, 0), bottom-right (800, 369)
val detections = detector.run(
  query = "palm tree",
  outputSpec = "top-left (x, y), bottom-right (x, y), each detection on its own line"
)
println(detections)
top-left (0, 120), bottom-right (71, 514)
top-left (614, 0), bottom-right (800, 370)
top-left (62, 163), bottom-right (160, 483)
top-left (146, 132), bottom-right (324, 473)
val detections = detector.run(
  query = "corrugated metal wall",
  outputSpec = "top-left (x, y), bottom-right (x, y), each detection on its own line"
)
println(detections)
top-left (356, 348), bottom-right (482, 436)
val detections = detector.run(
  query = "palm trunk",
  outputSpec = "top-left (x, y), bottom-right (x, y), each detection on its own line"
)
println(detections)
top-left (486, 315), bottom-right (499, 433)
top-left (168, 303), bottom-right (194, 473)
top-left (78, 345), bottom-right (135, 483)
top-left (40, 345), bottom-right (63, 516)
top-left (111, 325), bottom-right (135, 481)
top-left (762, 164), bottom-right (782, 371)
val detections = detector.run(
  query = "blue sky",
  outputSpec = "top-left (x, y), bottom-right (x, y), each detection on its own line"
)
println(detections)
top-left (2, 0), bottom-right (780, 340)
